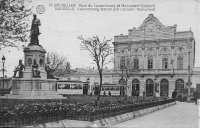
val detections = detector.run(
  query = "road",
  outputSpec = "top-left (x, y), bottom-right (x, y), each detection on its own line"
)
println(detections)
top-left (111, 101), bottom-right (198, 128)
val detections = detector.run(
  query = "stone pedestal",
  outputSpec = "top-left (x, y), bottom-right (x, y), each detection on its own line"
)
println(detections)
top-left (6, 44), bottom-right (64, 99)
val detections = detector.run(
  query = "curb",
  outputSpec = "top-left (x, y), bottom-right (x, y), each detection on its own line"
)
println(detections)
top-left (90, 102), bottom-right (176, 127)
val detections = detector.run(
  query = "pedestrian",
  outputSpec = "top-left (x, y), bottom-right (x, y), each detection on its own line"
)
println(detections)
top-left (104, 91), bottom-right (106, 96)
top-left (193, 89), bottom-right (199, 105)
top-left (172, 89), bottom-right (177, 99)
top-left (108, 91), bottom-right (111, 96)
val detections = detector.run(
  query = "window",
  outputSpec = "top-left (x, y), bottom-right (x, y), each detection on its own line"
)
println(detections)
top-left (133, 59), bottom-right (139, 69)
top-left (162, 58), bottom-right (168, 69)
top-left (120, 56), bottom-right (125, 69)
top-left (79, 84), bottom-right (83, 89)
top-left (71, 84), bottom-right (79, 89)
top-left (64, 84), bottom-right (70, 89)
top-left (146, 79), bottom-right (154, 96)
top-left (177, 57), bottom-right (183, 69)
top-left (148, 57), bottom-right (153, 69)
top-left (132, 79), bottom-right (140, 96)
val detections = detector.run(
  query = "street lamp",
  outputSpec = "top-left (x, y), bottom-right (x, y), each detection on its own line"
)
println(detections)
top-left (5, 75), bottom-right (7, 93)
top-left (86, 78), bottom-right (90, 95)
top-left (2, 55), bottom-right (5, 96)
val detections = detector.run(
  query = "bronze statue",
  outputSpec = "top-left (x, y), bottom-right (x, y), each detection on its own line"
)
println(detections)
top-left (30, 14), bottom-right (41, 45)
top-left (13, 60), bottom-right (25, 78)
top-left (32, 59), bottom-right (40, 78)
top-left (45, 62), bottom-right (55, 79)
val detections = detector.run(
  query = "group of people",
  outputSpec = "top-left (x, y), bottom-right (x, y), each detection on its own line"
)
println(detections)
top-left (103, 91), bottom-right (112, 96)
top-left (172, 89), bottom-right (199, 105)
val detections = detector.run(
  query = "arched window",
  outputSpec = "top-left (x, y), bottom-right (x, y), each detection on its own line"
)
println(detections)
top-left (146, 79), bottom-right (154, 96)
top-left (119, 79), bottom-right (126, 96)
top-left (119, 79), bottom-right (126, 85)
top-left (132, 79), bottom-right (140, 96)
top-left (175, 79), bottom-right (184, 93)
top-left (160, 79), bottom-right (169, 97)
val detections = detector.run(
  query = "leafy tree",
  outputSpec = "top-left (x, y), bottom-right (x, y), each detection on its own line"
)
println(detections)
top-left (0, 0), bottom-right (32, 49)
top-left (45, 52), bottom-right (71, 78)
top-left (78, 36), bottom-right (112, 101)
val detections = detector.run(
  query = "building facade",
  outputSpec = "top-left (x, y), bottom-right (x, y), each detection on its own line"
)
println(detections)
top-left (113, 14), bottom-right (195, 97)
top-left (68, 14), bottom-right (199, 98)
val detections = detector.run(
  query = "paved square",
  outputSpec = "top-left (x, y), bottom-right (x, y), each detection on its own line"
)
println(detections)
top-left (111, 102), bottom-right (198, 128)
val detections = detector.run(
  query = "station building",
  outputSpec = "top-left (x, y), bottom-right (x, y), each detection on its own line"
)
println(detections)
top-left (69, 14), bottom-right (200, 97)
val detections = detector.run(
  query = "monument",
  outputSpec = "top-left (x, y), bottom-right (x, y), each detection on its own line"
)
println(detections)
top-left (6, 14), bottom-right (64, 99)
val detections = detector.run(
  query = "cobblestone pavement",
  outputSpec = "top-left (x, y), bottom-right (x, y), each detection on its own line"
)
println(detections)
top-left (111, 101), bottom-right (198, 128)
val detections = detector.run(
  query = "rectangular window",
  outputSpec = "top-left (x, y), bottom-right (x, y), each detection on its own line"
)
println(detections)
top-left (148, 57), bottom-right (153, 69)
top-left (162, 58), bottom-right (168, 69)
top-left (133, 59), bottom-right (139, 69)
top-left (177, 57), bottom-right (183, 69)
top-left (120, 56), bottom-right (125, 69)
top-left (64, 84), bottom-right (70, 89)
top-left (79, 84), bottom-right (83, 89)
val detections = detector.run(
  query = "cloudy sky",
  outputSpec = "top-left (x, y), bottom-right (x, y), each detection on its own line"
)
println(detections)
top-left (1, 0), bottom-right (200, 76)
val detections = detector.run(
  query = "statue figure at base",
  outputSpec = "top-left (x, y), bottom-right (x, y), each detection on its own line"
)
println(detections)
top-left (32, 59), bottom-right (41, 78)
top-left (13, 60), bottom-right (25, 78)
top-left (45, 62), bottom-right (55, 79)
top-left (29, 14), bottom-right (41, 45)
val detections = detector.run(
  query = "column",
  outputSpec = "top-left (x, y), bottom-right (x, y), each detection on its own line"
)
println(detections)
top-left (127, 78), bottom-right (132, 96)
top-left (140, 79), bottom-right (145, 97)
top-left (168, 79), bottom-right (175, 98)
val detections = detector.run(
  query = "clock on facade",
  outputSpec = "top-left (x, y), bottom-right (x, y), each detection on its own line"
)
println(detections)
top-left (146, 20), bottom-right (156, 31)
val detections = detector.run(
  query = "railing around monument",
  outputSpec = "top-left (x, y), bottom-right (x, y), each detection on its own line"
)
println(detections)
top-left (0, 98), bottom-right (175, 127)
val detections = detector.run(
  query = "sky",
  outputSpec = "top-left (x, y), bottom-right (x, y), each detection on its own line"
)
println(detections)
top-left (1, 0), bottom-right (200, 77)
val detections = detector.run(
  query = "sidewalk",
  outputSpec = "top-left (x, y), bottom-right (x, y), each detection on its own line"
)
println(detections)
top-left (111, 102), bottom-right (198, 128)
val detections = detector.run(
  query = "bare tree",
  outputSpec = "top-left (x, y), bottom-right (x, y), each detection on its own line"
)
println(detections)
top-left (0, 0), bottom-right (32, 49)
top-left (45, 52), bottom-right (71, 78)
top-left (78, 36), bottom-right (112, 101)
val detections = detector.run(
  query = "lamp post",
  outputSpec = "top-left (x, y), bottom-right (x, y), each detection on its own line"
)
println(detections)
top-left (154, 74), bottom-right (157, 99)
top-left (2, 56), bottom-right (5, 96)
top-left (5, 75), bottom-right (7, 93)
top-left (187, 49), bottom-right (191, 102)
top-left (86, 78), bottom-right (90, 95)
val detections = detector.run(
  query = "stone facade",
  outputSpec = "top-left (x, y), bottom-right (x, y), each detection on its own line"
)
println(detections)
top-left (69, 14), bottom-right (199, 98)
top-left (113, 14), bottom-right (195, 97)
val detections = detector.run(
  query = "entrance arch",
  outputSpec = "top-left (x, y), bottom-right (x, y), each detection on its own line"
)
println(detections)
top-left (175, 79), bottom-right (184, 93)
top-left (119, 79), bottom-right (126, 96)
top-left (146, 79), bottom-right (154, 96)
top-left (160, 79), bottom-right (169, 97)
top-left (132, 79), bottom-right (140, 96)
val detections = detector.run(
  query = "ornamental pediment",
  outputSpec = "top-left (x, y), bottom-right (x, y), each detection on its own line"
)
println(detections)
top-left (128, 14), bottom-right (177, 39)
top-left (139, 14), bottom-right (164, 31)
top-left (114, 14), bottom-right (193, 42)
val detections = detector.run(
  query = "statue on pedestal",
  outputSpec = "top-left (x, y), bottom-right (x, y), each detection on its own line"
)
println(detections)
top-left (32, 59), bottom-right (41, 78)
top-left (30, 14), bottom-right (41, 45)
top-left (13, 60), bottom-right (25, 78)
